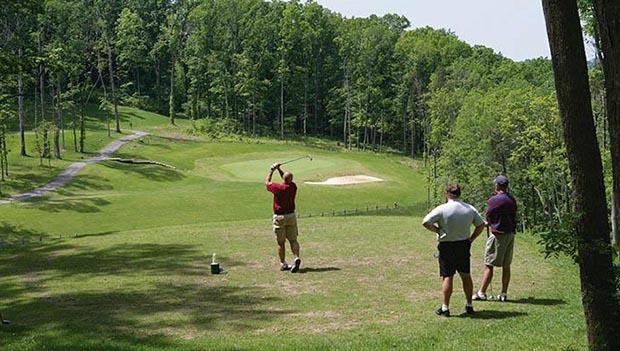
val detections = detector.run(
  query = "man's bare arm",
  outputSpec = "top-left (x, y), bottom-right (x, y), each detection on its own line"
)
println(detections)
top-left (276, 164), bottom-right (284, 178)
top-left (265, 164), bottom-right (276, 187)
top-left (423, 222), bottom-right (440, 234)
top-left (469, 222), bottom-right (487, 242)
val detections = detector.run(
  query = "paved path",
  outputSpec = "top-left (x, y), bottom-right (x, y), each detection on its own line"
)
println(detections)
top-left (0, 131), bottom-right (148, 205)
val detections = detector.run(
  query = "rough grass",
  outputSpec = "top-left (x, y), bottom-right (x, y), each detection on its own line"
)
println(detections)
top-left (0, 107), bottom-right (587, 350)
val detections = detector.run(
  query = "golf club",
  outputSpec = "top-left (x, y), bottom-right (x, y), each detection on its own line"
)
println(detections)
top-left (1, 313), bottom-right (10, 325)
top-left (280, 155), bottom-right (313, 165)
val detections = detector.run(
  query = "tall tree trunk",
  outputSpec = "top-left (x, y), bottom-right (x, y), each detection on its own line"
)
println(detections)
top-left (280, 74), bottom-right (284, 140)
top-left (72, 105), bottom-right (77, 152)
top-left (34, 84), bottom-right (38, 128)
top-left (79, 105), bottom-right (85, 153)
top-left (314, 60), bottom-right (320, 134)
top-left (593, 0), bottom-right (620, 249)
top-left (18, 47), bottom-right (26, 156)
top-left (53, 76), bottom-right (61, 159)
top-left (169, 56), bottom-right (176, 125)
top-left (105, 33), bottom-right (120, 133)
top-left (303, 75), bottom-right (308, 136)
top-left (252, 94), bottom-right (256, 136)
top-left (542, 1), bottom-right (620, 350)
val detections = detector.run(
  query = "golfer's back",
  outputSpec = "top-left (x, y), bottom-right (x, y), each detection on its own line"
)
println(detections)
top-left (423, 200), bottom-right (484, 242)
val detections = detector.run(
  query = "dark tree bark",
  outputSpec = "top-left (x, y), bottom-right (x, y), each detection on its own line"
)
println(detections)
top-left (104, 33), bottom-right (120, 133)
top-left (593, 0), bottom-right (620, 249)
top-left (17, 47), bottom-right (26, 156)
top-left (542, 1), bottom-right (620, 350)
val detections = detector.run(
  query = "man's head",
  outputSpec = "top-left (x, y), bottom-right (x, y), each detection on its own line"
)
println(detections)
top-left (446, 183), bottom-right (461, 199)
top-left (283, 172), bottom-right (294, 184)
top-left (494, 175), bottom-right (509, 192)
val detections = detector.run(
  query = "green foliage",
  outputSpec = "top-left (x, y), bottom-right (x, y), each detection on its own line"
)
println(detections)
top-left (190, 118), bottom-right (241, 139)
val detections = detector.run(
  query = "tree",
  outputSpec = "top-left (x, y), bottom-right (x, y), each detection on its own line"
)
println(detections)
top-left (115, 7), bottom-right (147, 96)
top-left (542, 1), bottom-right (620, 349)
top-left (592, 0), bottom-right (620, 249)
top-left (95, 0), bottom-right (122, 133)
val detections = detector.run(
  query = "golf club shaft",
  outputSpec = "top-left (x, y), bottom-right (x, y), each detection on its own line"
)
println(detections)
top-left (280, 156), bottom-right (311, 165)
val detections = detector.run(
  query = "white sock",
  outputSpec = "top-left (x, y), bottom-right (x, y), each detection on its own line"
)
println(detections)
top-left (477, 291), bottom-right (486, 297)
top-left (441, 304), bottom-right (449, 311)
top-left (466, 303), bottom-right (473, 307)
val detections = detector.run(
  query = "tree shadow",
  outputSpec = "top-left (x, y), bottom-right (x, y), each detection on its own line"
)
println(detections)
top-left (99, 159), bottom-right (184, 182)
top-left (457, 310), bottom-right (528, 319)
top-left (0, 222), bottom-right (50, 247)
top-left (507, 297), bottom-right (567, 306)
top-left (297, 267), bottom-right (341, 274)
top-left (0, 241), bottom-right (294, 350)
top-left (23, 196), bottom-right (111, 213)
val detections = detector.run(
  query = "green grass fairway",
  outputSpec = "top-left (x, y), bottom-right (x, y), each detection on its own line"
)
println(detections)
top-left (0, 108), bottom-right (587, 350)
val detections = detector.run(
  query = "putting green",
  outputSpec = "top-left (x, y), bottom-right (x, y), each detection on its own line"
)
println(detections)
top-left (199, 154), bottom-right (375, 182)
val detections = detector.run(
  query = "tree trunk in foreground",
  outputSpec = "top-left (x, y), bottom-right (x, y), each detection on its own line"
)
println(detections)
top-left (542, 1), bottom-right (620, 350)
top-left (594, 0), bottom-right (620, 249)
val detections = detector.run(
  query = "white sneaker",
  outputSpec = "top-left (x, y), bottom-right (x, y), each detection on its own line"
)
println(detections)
top-left (497, 294), bottom-right (508, 302)
top-left (473, 292), bottom-right (487, 301)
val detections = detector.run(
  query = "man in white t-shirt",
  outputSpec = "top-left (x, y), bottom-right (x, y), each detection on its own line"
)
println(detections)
top-left (422, 183), bottom-right (486, 317)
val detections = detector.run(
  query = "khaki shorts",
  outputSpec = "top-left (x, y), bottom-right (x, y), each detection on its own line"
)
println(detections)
top-left (484, 233), bottom-right (515, 267)
top-left (273, 213), bottom-right (298, 242)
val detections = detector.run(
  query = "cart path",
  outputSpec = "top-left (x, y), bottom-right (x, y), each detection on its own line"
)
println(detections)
top-left (0, 131), bottom-right (148, 205)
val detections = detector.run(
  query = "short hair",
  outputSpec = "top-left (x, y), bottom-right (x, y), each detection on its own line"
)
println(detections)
top-left (283, 172), bottom-right (293, 183)
top-left (446, 183), bottom-right (461, 198)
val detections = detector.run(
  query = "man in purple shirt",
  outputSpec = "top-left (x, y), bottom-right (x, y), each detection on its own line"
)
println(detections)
top-left (473, 175), bottom-right (518, 302)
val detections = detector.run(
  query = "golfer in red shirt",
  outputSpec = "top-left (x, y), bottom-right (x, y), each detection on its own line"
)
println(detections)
top-left (266, 163), bottom-right (301, 273)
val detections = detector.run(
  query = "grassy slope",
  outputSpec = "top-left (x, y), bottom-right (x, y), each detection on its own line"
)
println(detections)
top-left (0, 107), bottom-right (586, 350)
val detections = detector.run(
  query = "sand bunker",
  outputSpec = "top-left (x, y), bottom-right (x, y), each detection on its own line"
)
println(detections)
top-left (306, 175), bottom-right (383, 186)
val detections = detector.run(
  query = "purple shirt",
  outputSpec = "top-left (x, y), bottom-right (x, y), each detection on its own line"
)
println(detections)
top-left (486, 192), bottom-right (517, 235)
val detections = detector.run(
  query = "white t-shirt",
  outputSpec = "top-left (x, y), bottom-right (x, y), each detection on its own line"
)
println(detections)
top-left (422, 199), bottom-right (485, 242)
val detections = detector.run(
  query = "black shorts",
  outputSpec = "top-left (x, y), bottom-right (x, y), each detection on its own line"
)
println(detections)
top-left (438, 240), bottom-right (471, 277)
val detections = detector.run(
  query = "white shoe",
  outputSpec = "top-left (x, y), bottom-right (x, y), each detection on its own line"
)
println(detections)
top-left (473, 292), bottom-right (487, 301)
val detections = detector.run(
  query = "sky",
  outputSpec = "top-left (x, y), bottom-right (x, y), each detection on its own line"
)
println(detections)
top-left (315, 0), bottom-right (553, 62)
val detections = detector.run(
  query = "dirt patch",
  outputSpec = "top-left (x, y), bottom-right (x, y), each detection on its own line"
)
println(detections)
top-left (306, 175), bottom-right (383, 186)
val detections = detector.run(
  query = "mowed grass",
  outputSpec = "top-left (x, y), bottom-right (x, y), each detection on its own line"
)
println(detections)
top-left (0, 107), bottom-right (587, 350)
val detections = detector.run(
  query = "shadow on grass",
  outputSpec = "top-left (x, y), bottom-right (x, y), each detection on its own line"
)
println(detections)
top-left (0, 241), bottom-right (293, 350)
top-left (508, 297), bottom-right (567, 306)
top-left (24, 196), bottom-right (111, 213)
top-left (298, 267), bottom-right (341, 274)
top-left (457, 310), bottom-right (528, 319)
top-left (99, 159), bottom-right (184, 182)
top-left (0, 222), bottom-right (50, 246)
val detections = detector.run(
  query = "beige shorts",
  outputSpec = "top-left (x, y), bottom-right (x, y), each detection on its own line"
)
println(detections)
top-left (484, 233), bottom-right (515, 267)
top-left (273, 213), bottom-right (298, 242)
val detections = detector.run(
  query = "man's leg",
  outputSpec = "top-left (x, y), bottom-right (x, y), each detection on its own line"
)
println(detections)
top-left (289, 239), bottom-right (300, 258)
top-left (479, 265), bottom-right (494, 294)
top-left (277, 240), bottom-right (286, 264)
top-left (442, 276), bottom-right (454, 307)
top-left (460, 272), bottom-right (474, 305)
top-left (501, 265), bottom-right (511, 294)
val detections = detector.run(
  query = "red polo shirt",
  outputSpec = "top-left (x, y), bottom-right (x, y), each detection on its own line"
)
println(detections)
top-left (267, 182), bottom-right (297, 215)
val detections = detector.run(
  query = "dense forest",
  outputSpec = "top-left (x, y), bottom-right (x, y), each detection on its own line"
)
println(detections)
top-left (0, 0), bottom-right (616, 257)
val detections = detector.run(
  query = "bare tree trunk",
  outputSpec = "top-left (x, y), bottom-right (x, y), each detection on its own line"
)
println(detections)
top-left (18, 47), bottom-right (26, 156)
top-left (280, 74), bottom-right (284, 140)
top-left (53, 76), bottom-right (61, 159)
top-left (542, 1), bottom-right (620, 349)
top-left (169, 56), bottom-right (176, 125)
top-left (593, 0), bottom-right (620, 249)
top-left (105, 33), bottom-right (120, 133)
top-left (252, 94), bottom-right (256, 136)
top-left (79, 105), bottom-right (85, 153)
top-left (303, 76), bottom-right (308, 136)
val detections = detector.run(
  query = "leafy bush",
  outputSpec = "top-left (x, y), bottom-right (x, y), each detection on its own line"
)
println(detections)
top-left (189, 118), bottom-right (241, 139)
